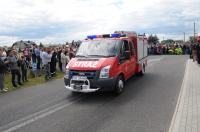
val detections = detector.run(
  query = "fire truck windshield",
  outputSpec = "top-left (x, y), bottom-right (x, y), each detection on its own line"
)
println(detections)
top-left (76, 40), bottom-right (120, 57)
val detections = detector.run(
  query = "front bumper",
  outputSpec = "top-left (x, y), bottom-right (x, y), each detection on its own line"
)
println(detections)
top-left (65, 85), bottom-right (99, 93)
top-left (64, 77), bottom-right (117, 93)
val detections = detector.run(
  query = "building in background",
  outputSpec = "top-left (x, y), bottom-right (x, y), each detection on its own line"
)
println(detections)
top-left (12, 40), bottom-right (36, 50)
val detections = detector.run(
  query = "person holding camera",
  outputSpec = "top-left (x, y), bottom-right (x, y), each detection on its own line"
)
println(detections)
top-left (7, 50), bottom-right (23, 87)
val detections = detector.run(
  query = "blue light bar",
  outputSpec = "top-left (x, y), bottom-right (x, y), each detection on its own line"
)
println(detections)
top-left (111, 33), bottom-right (121, 38)
top-left (87, 35), bottom-right (97, 39)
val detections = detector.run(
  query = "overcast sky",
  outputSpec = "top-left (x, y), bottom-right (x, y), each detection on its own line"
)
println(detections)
top-left (0, 0), bottom-right (200, 46)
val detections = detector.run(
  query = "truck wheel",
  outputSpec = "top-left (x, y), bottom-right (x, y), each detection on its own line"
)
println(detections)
top-left (138, 64), bottom-right (145, 76)
top-left (114, 76), bottom-right (125, 95)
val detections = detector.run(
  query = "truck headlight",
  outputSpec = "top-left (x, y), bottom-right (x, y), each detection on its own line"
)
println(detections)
top-left (99, 65), bottom-right (111, 79)
top-left (64, 65), bottom-right (70, 79)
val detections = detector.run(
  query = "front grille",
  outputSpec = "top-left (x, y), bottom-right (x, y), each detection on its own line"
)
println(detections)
top-left (71, 80), bottom-right (85, 85)
top-left (71, 80), bottom-right (89, 85)
top-left (69, 70), bottom-right (97, 79)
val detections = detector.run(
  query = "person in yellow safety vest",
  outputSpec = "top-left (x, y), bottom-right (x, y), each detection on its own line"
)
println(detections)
top-left (168, 48), bottom-right (174, 54)
top-left (175, 47), bottom-right (183, 55)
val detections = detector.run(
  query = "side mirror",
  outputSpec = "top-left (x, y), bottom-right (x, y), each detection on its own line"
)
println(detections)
top-left (124, 51), bottom-right (131, 59)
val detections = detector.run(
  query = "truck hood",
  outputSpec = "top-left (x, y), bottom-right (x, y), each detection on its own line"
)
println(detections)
top-left (68, 57), bottom-right (116, 71)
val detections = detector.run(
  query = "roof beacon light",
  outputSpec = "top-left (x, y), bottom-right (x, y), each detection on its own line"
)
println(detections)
top-left (111, 33), bottom-right (121, 38)
top-left (96, 35), bottom-right (103, 38)
top-left (102, 34), bottom-right (110, 38)
top-left (87, 35), bottom-right (97, 39)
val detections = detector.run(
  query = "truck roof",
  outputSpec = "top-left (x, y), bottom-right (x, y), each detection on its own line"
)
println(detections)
top-left (84, 33), bottom-right (147, 42)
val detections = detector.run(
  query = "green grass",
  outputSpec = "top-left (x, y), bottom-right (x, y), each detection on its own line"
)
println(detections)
top-left (2, 71), bottom-right (64, 93)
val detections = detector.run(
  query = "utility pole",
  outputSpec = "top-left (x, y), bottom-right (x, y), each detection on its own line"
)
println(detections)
top-left (183, 32), bottom-right (185, 43)
top-left (194, 22), bottom-right (196, 37)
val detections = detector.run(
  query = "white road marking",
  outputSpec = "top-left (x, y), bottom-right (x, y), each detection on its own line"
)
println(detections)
top-left (0, 97), bottom-right (82, 132)
top-left (148, 57), bottom-right (164, 66)
top-left (168, 60), bottom-right (189, 132)
top-left (148, 58), bottom-right (163, 63)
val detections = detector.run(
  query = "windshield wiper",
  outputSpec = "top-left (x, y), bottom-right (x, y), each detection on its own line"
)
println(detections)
top-left (88, 55), bottom-right (115, 58)
top-left (75, 55), bottom-right (88, 58)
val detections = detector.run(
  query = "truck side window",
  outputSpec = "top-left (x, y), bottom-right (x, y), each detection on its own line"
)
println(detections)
top-left (120, 40), bottom-right (129, 59)
top-left (124, 40), bottom-right (129, 52)
top-left (129, 41), bottom-right (135, 56)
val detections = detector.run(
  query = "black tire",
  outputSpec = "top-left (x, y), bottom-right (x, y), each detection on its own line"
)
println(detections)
top-left (114, 75), bottom-right (125, 95)
top-left (138, 64), bottom-right (145, 76)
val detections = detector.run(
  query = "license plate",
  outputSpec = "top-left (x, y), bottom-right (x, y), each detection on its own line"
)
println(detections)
top-left (72, 76), bottom-right (87, 80)
top-left (74, 85), bottom-right (82, 90)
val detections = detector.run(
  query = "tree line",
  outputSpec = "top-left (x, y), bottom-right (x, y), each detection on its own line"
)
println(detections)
top-left (147, 34), bottom-right (198, 45)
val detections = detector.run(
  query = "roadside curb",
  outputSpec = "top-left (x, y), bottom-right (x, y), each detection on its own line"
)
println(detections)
top-left (168, 59), bottom-right (189, 132)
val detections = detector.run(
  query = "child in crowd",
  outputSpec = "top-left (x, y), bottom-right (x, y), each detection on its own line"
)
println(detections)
top-left (21, 56), bottom-right (29, 82)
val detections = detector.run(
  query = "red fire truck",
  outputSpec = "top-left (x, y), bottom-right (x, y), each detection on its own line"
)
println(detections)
top-left (64, 31), bottom-right (148, 94)
top-left (197, 36), bottom-right (200, 41)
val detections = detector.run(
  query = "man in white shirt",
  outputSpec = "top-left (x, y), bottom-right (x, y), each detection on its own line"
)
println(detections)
top-left (41, 48), bottom-right (52, 80)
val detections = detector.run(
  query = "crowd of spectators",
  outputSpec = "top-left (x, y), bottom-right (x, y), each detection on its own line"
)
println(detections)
top-left (191, 40), bottom-right (200, 64)
top-left (148, 44), bottom-right (191, 55)
top-left (0, 43), bottom-right (78, 92)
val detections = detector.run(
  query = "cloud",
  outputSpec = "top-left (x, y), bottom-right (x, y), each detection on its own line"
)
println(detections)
top-left (0, 36), bottom-right (19, 46)
top-left (0, 0), bottom-right (200, 46)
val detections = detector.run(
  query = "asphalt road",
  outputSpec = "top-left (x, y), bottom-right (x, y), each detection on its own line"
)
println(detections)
top-left (0, 55), bottom-right (188, 132)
